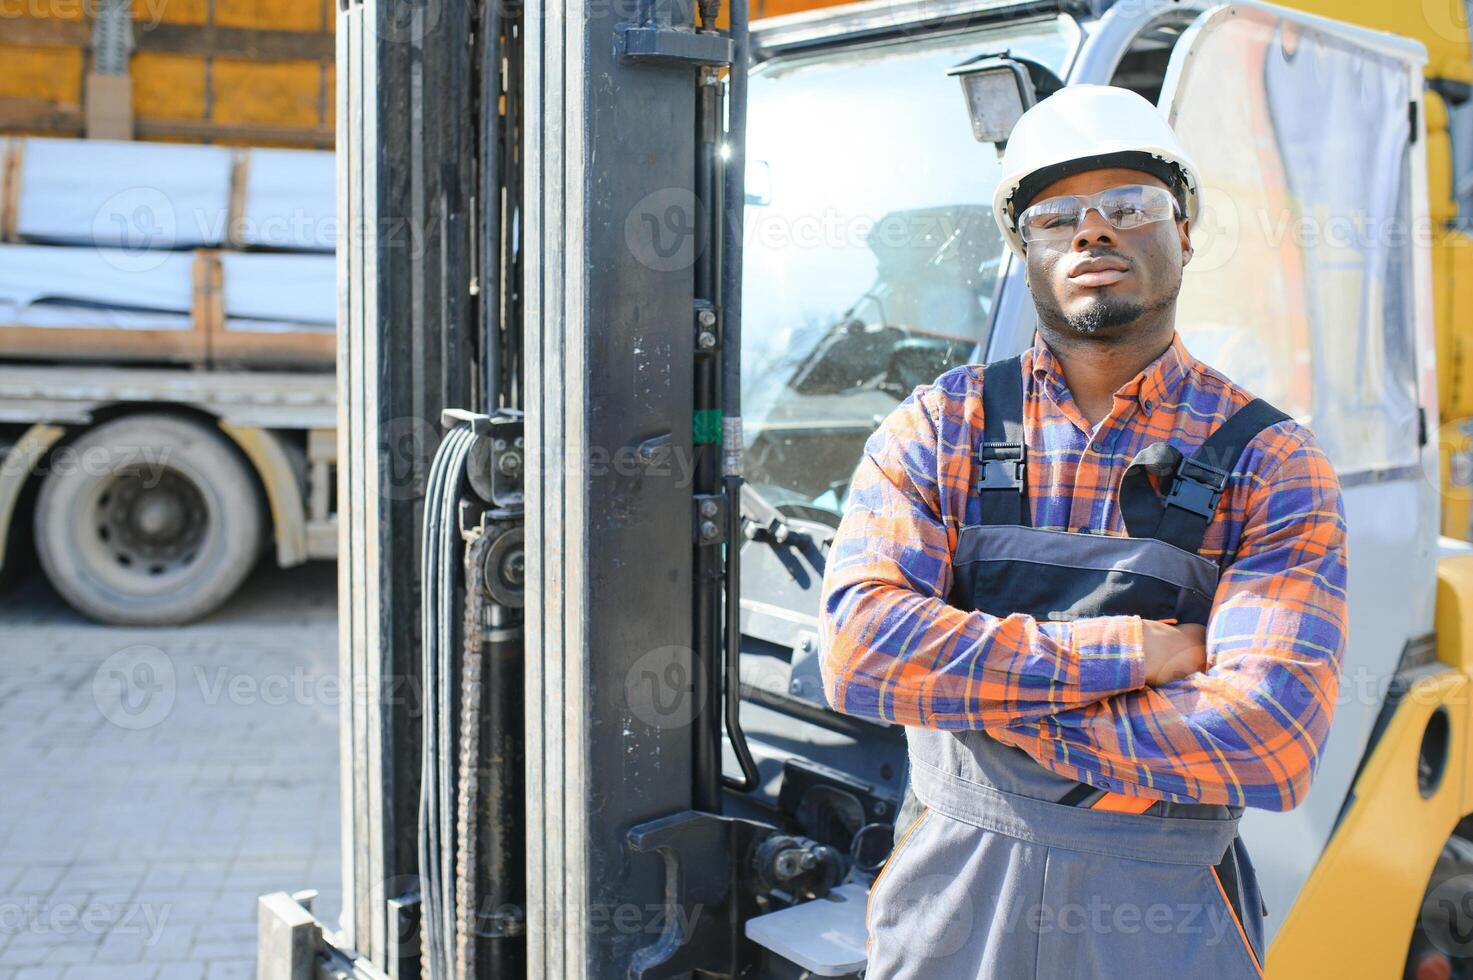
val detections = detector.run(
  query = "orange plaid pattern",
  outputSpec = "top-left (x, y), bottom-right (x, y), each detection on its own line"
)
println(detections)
top-left (819, 332), bottom-right (1348, 812)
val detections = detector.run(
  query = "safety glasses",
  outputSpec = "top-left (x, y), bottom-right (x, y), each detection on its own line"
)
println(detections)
top-left (1017, 183), bottom-right (1180, 245)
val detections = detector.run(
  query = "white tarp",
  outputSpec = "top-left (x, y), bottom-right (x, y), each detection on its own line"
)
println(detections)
top-left (16, 138), bottom-right (233, 249)
top-left (0, 243), bottom-right (194, 330)
top-left (221, 252), bottom-right (335, 333)
top-left (238, 148), bottom-right (335, 252)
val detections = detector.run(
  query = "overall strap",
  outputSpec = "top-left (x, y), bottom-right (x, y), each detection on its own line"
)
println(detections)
top-left (978, 355), bottom-right (1029, 527)
top-left (1154, 398), bottom-right (1292, 552)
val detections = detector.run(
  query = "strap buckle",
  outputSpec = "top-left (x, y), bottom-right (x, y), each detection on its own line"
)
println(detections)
top-left (1164, 458), bottom-right (1230, 518)
top-left (978, 443), bottom-right (1024, 491)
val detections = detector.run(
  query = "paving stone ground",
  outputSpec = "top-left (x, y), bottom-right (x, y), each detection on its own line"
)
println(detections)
top-left (0, 561), bottom-right (342, 979)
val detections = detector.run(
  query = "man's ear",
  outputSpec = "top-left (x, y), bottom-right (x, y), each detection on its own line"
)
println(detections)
top-left (1178, 218), bottom-right (1193, 267)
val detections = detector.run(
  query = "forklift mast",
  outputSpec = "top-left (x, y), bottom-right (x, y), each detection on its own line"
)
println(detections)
top-left (328, 0), bottom-right (824, 976)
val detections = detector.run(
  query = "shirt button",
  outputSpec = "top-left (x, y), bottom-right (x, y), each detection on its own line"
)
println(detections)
top-left (1143, 399), bottom-right (1154, 411)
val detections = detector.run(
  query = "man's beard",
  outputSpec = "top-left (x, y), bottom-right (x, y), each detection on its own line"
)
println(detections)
top-left (1036, 290), bottom-right (1171, 338)
top-left (1063, 295), bottom-right (1143, 335)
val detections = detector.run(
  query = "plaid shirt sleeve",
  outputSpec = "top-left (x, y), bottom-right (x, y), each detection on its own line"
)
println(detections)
top-left (998, 424), bottom-right (1348, 812)
top-left (818, 386), bottom-right (1149, 730)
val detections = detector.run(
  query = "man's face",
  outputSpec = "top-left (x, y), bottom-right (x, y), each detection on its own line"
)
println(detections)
top-left (1021, 167), bottom-right (1192, 339)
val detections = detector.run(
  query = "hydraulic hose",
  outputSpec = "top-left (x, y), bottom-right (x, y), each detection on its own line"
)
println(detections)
top-left (418, 423), bottom-right (476, 980)
top-left (720, 0), bottom-right (760, 794)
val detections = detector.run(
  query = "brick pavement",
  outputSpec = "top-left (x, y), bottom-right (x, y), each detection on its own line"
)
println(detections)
top-left (0, 562), bottom-right (341, 979)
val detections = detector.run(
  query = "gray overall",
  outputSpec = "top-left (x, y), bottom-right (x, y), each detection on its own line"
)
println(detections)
top-left (864, 357), bottom-right (1280, 979)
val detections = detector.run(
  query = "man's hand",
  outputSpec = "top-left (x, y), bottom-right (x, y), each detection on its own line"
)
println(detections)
top-left (1141, 621), bottom-right (1207, 686)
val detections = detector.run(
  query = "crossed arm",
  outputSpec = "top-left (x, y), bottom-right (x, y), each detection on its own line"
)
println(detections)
top-left (817, 389), bottom-right (1348, 812)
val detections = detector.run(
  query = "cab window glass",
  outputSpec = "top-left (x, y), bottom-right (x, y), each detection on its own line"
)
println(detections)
top-left (1166, 9), bottom-right (1420, 476)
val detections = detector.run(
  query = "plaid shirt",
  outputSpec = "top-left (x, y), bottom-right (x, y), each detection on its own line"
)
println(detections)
top-left (819, 331), bottom-right (1348, 812)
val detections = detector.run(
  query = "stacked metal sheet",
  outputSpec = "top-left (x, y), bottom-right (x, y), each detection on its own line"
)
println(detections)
top-left (0, 136), bottom-right (335, 366)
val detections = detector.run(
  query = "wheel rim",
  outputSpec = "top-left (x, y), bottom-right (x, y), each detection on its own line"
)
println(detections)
top-left (93, 467), bottom-right (208, 578)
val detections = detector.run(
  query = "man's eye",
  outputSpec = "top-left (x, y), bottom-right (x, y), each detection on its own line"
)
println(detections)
top-left (1042, 214), bottom-right (1075, 229)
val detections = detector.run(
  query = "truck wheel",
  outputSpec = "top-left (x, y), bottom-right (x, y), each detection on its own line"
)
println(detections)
top-left (34, 414), bottom-right (264, 625)
top-left (1408, 835), bottom-right (1473, 980)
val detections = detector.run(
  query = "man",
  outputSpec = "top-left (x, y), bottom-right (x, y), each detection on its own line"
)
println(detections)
top-left (819, 85), bottom-right (1347, 978)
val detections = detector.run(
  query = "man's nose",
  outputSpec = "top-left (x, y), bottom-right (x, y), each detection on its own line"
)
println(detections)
top-left (1073, 206), bottom-right (1115, 250)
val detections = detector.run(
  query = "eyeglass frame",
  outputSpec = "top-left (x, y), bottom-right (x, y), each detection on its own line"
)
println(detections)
top-left (1015, 183), bottom-right (1184, 246)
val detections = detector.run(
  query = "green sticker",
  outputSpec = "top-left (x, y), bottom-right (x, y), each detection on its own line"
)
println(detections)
top-left (693, 409), bottom-right (722, 446)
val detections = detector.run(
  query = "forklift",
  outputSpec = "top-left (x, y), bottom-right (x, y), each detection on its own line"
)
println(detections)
top-left (259, 0), bottom-right (1473, 977)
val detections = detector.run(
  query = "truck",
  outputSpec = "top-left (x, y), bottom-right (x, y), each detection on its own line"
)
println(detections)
top-left (250, 1), bottom-right (1473, 979)
top-left (0, 2), bottom-right (339, 624)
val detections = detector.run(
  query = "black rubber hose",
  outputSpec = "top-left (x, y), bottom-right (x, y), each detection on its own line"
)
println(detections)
top-left (692, 67), bottom-right (724, 815)
top-left (720, 0), bottom-right (760, 795)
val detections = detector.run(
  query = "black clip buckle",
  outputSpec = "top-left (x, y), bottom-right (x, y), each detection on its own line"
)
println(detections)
top-left (977, 444), bottom-right (1024, 492)
top-left (1164, 459), bottom-right (1230, 518)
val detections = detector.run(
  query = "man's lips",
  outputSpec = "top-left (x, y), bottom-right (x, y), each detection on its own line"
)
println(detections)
top-left (1067, 256), bottom-right (1130, 288)
top-left (1071, 269), bottom-right (1127, 287)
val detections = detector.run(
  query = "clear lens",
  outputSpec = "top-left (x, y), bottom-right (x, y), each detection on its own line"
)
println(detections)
top-left (1017, 183), bottom-right (1177, 244)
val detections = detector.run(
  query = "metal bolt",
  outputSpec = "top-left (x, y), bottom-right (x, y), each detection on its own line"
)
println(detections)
top-left (698, 331), bottom-right (717, 349)
top-left (700, 519), bottom-right (719, 541)
top-left (504, 549), bottom-right (525, 587)
top-left (790, 678), bottom-right (804, 695)
top-left (494, 438), bottom-right (507, 451)
top-left (514, 436), bottom-right (525, 448)
top-left (698, 309), bottom-right (717, 327)
top-left (498, 451), bottom-right (522, 476)
top-left (699, 499), bottom-right (718, 518)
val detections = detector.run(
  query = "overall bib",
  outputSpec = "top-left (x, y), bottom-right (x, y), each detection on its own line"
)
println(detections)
top-left (864, 356), bottom-right (1281, 979)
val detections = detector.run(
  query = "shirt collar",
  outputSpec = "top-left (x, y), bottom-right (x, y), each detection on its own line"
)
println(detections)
top-left (1029, 330), bottom-right (1191, 417)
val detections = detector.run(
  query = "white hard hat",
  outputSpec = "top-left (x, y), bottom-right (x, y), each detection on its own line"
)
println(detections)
top-left (991, 85), bottom-right (1202, 259)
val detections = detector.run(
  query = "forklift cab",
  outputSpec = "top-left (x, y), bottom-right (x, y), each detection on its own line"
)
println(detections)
top-left (734, 0), bottom-right (1433, 972)
top-left (308, 1), bottom-right (1453, 978)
